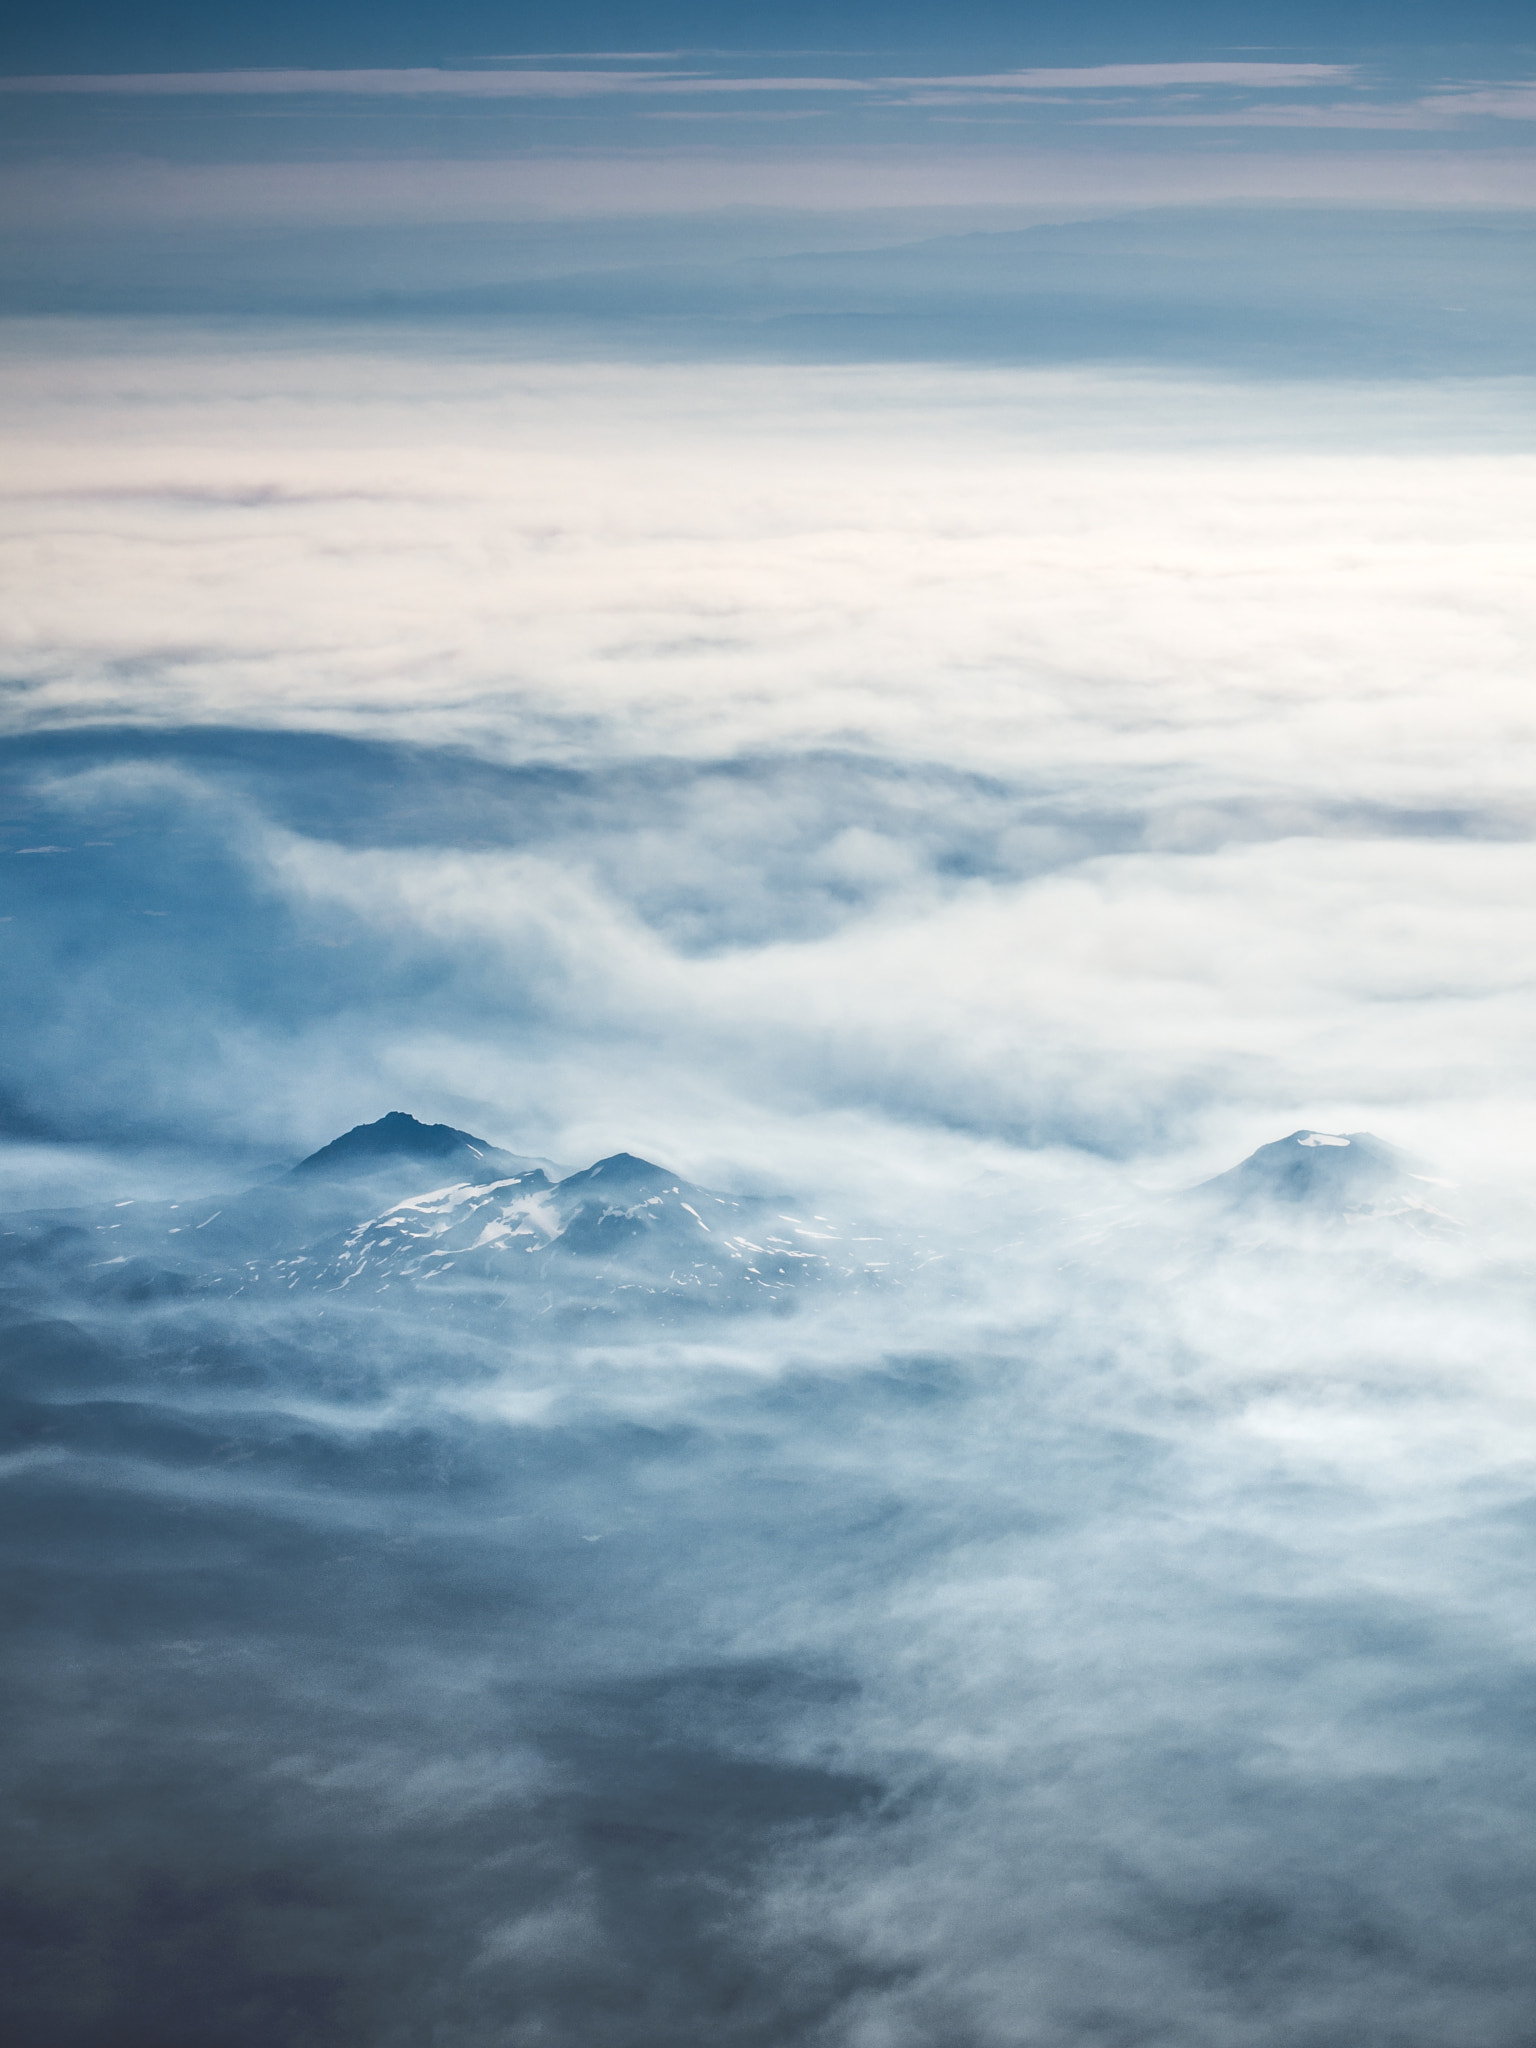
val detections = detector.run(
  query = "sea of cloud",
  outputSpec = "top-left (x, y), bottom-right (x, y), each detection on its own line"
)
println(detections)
top-left (4, 333), bottom-right (1535, 1182)
top-left (4, 327), bottom-right (1536, 2044)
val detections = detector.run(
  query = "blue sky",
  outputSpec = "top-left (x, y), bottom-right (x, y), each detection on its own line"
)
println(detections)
top-left (3, 0), bottom-right (1533, 70)
top-left (2, 4), bottom-right (1533, 371)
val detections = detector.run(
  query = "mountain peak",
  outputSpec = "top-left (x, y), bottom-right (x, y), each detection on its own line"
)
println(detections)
top-left (561, 1151), bottom-right (677, 1190)
top-left (293, 1112), bottom-right (536, 1183)
top-left (1196, 1128), bottom-right (1418, 1215)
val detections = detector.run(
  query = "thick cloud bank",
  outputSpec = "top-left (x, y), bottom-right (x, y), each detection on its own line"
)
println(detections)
top-left (4, 335), bottom-right (1536, 2044)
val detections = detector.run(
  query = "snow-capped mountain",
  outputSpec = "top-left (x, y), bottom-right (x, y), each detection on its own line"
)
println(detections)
top-left (257, 1147), bottom-right (887, 1311)
top-left (0, 1114), bottom-right (890, 1320)
top-left (0, 1114), bottom-right (1473, 1329)
top-left (1192, 1129), bottom-right (1461, 1231)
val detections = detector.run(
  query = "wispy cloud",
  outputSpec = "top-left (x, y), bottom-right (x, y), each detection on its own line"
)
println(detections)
top-left (1104, 79), bottom-right (1536, 128)
top-left (896, 63), bottom-right (1356, 89)
top-left (0, 66), bottom-right (728, 98)
top-left (6, 147), bottom-right (1533, 230)
top-left (0, 59), bottom-right (1355, 98)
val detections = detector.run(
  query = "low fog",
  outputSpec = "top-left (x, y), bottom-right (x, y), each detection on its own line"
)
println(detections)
top-left (4, 342), bottom-right (1536, 2045)
top-left (8, 1105), bottom-right (1536, 2045)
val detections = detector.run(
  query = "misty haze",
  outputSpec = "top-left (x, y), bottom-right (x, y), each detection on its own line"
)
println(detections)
top-left (4, 1), bottom-right (1536, 2043)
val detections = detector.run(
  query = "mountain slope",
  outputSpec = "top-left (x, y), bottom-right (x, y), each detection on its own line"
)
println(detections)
top-left (0, 1116), bottom-right (890, 1322)
top-left (1192, 1129), bottom-right (1461, 1232)
top-left (292, 1111), bottom-right (549, 1185)
top-left (267, 1151), bottom-right (887, 1313)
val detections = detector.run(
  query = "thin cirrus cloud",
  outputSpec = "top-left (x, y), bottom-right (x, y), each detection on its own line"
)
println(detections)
top-left (0, 66), bottom-right (723, 97)
top-left (0, 60), bottom-right (1355, 97)
top-left (892, 63), bottom-right (1355, 87)
top-left (9, 149), bottom-right (1532, 230)
top-left (1102, 80), bottom-right (1536, 127)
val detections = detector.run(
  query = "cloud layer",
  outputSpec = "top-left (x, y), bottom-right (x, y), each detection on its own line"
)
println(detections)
top-left (1, 343), bottom-right (1534, 1197)
top-left (5, 319), bottom-right (1536, 2044)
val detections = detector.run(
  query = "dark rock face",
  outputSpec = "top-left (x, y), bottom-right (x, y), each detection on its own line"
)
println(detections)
top-left (291, 1111), bottom-right (536, 1184)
